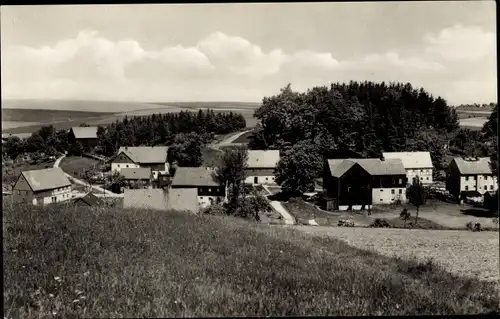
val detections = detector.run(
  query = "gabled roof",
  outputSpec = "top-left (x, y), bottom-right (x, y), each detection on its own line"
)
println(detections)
top-left (452, 157), bottom-right (493, 175)
top-left (382, 152), bottom-right (433, 169)
top-left (20, 167), bottom-right (71, 192)
top-left (247, 150), bottom-right (280, 168)
top-left (117, 146), bottom-right (168, 164)
top-left (171, 167), bottom-right (219, 187)
top-left (74, 192), bottom-right (104, 206)
top-left (120, 167), bottom-right (152, 180)
top-left (71, 126), bottom-right (98, 139)
top-left (327, 158), bottom-right (406, 177)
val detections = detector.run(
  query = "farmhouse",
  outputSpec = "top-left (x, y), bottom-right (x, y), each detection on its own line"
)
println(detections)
top-left (69, 126), bottom-right (99, 149)
top-left (73, 192), bottom-right (104, 207)
top-left (446, 157), bottom-right (498, 200)
top-left (120, 167), bottom-right (153, 188)
top-left (170, 167), bottom-right (227, 209)
top-left (111, 146), bottom-right (169, 180)
top-left (323, 158), bottom-right (407, 211)
top-left (12, 167), bottom-right (72, 206)
top-left (245, 150), bottom-right (280, 185)
top-left (382, 151), bottom-right (434, 185)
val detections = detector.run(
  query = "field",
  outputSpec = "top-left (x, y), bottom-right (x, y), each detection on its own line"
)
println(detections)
top-left (59, 156), bottom-right (100, 180)
top-left (3, 204), bottom-right (500, 317)
top-left (1, 100), bottom-right (261, 134)
top-left (295, 226), bottom-right (500, 282)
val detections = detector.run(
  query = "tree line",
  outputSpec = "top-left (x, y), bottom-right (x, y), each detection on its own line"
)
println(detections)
top-left (2, 109), bottom-right (247, 164)
top-left (249, 81), bottom-right (497, 195)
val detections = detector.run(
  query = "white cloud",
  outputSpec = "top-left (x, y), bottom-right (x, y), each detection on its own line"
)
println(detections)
top-left (1, 27), bottom-right (496, 104)
top-left (424, 24), bottom-right (496, 62)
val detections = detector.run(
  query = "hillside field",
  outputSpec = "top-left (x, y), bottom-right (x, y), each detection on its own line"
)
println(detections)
top-left (1, 100), bottom-right (261, 134)
top-left (3, 204), bottom-right (500, 317)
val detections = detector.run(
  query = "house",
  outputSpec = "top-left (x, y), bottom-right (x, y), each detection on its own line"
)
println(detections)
top-left (119, 167), bottom-right (153, 188)
top-left (111, 146), bottom-right (169, 180)
top-left (73, 192), bottom-right (104, 207)
top-left (446, 157), bottom-right (498, 201)
top-left (245, 150), bottom-right (280, 185)
top-left (382, 151), bottom-right (434, 185)
top-left (69, 126), bottom-right (99, 149)
top-left (12, 167), bottom-right (72, 206)
top-left (170, 167), bottom-right (227, 209)
top-left (323, 158), bottom-right (407, 211)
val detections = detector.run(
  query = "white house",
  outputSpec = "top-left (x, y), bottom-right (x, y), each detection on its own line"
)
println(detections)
top-left (111, 146), bottom-right (169, 180)
top-left (12, 167), bottom-right (72, 206)
top-left (446, 157), bottom-right (498, 200)
top-left (245, 150), bottom-right (280, 185)
top-left (170, 167), bottom-right (227, 209)
top-left (382, 151), bottom-right (434, 185)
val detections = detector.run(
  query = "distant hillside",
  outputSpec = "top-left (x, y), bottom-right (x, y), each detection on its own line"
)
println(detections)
top-left (1, 108), bottom-right (116, 123)
top-left (153, 101), bottom-right (262, 109)
top-left (1, 99), bottom-right (165, 113)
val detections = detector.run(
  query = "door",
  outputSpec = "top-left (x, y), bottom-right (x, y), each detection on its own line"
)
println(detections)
top-left (254, 177), bottom-right (258, 184)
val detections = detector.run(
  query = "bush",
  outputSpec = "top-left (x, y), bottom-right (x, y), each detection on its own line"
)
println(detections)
top-left (338, 219), bottom-right (355, 227)
top-left (370, 218), bottom-right (392, 228)
top-left (201, 204), bottom-right (226, 216)
top-left (466, 221), bottom-right (483, 232)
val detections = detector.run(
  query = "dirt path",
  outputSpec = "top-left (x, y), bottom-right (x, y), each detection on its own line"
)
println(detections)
top-left (55, 155), bottom-right (123, 198)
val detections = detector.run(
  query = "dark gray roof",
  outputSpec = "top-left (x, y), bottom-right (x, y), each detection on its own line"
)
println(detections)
top-left (120, 167), bottom-right (152, 180)
top-left (327, 158), bottom-right (406, 177)
top-left (75, 192), bottom-right (104, 206)
top-left (171, 167), bottom-right (219, 187)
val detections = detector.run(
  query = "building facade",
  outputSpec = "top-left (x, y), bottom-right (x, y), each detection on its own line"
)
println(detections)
top-left (446, 157), bottom-right (498, 200)
top-left (12, 167), bottom-right (72, 206)
top-left (111, 146), bottom-right (169, 180)
top-left (323, 158), bottom-right (407, 211)
top-left (245, 150), bottom-right (280, 185)
top-left (170, 167), bottom-right (227, 209)
top-left (382, 151), bottom-right (434, 185)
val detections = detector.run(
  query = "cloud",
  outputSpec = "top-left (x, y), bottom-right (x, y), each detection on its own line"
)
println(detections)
top-left (424, 24), bottom-right (495, 62)
top-left (1, 26), bottom-right (496, 104)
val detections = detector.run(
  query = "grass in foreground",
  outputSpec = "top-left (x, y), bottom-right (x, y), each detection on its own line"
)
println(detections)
top-left (3, 204), bottom-right (499, 317)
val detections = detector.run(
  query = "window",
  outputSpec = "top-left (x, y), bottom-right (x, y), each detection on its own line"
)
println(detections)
top-left (208, 188), bottom-right (211, 193)
top-left (484, 176), bottom-right (488, 181)
top-left (491, 185), bottom-right (494, 190)
top-left (484, 186), bottom-right (487, 190)
top-left (426, 177), bottom-right (429, 180)
top-left (465, 186), bottom-right (469, 191)
top-left (399, 189), bottom-right (403, 194)
top-left (265, 177), bottom-right (269, 181)
top-left (126, 165), bottom-right (129, 168)
top-left (117, 164), bottom-right (120, 168)
top-left (398, 178), bottom-right (402, 184)
top-left (391, 189), bottom-right (395, 194)
top-left (200, 197), bottom-right (204, 200)
top-left (380, 189), bottom-right (383, 192)
top-left (380, 199), bottom-right (383, 202)
top-left (198, 188), bottom-right (202, 193)
top-left (51, 196), bottom-right (57, 203)
top-left (465, 176), bottom-right (469, 181)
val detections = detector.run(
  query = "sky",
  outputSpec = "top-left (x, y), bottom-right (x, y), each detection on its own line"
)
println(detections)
top-left (1, 2), bottom-right (497, 105)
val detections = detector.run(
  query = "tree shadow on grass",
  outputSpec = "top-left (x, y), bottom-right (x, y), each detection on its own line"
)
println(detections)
top-left (460, 208), bottom-right (495, 218)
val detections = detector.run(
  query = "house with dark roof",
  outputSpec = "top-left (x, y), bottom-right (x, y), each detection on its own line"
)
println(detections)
top-left (323, 158), bottom-right (407, 211)
top-left (245, 150), bottom-right (280, 185)
top-left (446, 157), bottom-right (498, 201)
top-left (119, 167), bottom-right (153, 189)
top-left (382, 151), bottom-right (434, 185)
top-left (69, 126), bottom-right (99, 149)
top-left (111, 146), bottom-right (169, 180)
top-left (73, 192), bottom-right (105, 207)
top-left (170, 167), bottom-right (227, 208)
top-left (12, 167), bottom-right (72, 206)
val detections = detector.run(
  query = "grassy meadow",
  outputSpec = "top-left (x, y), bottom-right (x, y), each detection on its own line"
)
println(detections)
top-left (3, 203), bottom-right (500, 317)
